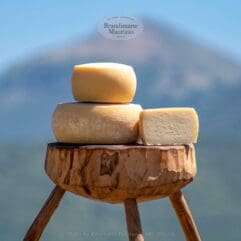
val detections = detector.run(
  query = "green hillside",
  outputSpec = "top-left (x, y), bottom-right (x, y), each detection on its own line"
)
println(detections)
top-left (1, 138), bottom-right (241, 240)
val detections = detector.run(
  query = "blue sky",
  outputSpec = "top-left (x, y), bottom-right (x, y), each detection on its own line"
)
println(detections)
top-left (1, 0), bottom-right (241, 74)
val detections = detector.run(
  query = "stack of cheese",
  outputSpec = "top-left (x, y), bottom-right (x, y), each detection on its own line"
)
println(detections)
top-left (52, 63), bottom-right (142, 144)
top-left (52, 62), bottom-right (199, 145)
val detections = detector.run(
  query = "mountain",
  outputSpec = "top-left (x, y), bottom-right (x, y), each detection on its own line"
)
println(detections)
top-left (1, 20), bottom-right (241, 141)
top-left (1, 20), bottom-right (241, 241)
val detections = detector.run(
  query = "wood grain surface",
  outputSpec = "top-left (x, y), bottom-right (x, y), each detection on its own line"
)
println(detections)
top-left (23, 185), bottom-right (65, 241)
top-left (124, 199), bottom-right (144, 241)
top-left (169, 190), bottom-right (201, 241)
top-left (45, 143), bottom-right (196, 203)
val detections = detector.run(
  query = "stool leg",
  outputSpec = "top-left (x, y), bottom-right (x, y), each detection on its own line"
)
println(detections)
top-left (23, 185), bottom-right (65, 241)
top-left (169, 190), bottom-right (201, 241)
top-left (124, 198), bottom-right (144, 241)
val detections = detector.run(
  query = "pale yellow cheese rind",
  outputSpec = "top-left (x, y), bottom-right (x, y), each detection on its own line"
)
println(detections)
top-left (52, 103), bottom-right (142, 144)
top-left (139, 108), bottom-right (199, 145)
top-left (71, 63), bottom-right (137, 103)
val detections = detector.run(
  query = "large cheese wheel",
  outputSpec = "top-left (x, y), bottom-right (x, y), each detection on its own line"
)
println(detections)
top-left (139, 108), bottom-right (199, 145)
top-left (52, 103), bottom-right (142, 144)
top-left (71, 63), bottom-right (136, 103)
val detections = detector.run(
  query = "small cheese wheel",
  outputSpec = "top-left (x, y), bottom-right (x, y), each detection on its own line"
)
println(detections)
top-left (52, 103), bottom-right (142, 144)
top-left (71, 63), bottom-right (136, 103)
top-left (139, 108), bottom-right (199, 145)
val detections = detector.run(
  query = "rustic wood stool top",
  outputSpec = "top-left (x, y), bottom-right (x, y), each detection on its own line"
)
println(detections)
top-left (24, 143), bottom-right (201, 241)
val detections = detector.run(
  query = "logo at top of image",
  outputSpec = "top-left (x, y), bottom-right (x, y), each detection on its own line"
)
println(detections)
top-left (98, 16), bottom-right (143, 40)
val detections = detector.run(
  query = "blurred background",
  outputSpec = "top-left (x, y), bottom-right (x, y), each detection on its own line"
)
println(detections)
top-left (1, 1), bottom-right (241, 240)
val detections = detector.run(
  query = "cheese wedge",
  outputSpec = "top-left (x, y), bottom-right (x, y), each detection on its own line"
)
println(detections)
top-left (139, 108), bottom-right (199, 145)
top-left (71, 63), bottom-right (136, 103)
top-left (52, 103), bottom-right (142, 144)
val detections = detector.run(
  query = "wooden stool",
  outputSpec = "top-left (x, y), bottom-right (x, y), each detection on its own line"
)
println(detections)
top-left (23, 143), bottom-right (201, 241)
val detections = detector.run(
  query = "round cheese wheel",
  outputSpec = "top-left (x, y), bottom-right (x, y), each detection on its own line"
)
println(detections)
top-left (71, 63), bottom-right (136, 103)
top-left (52, 103), bottom-right (142, 144)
